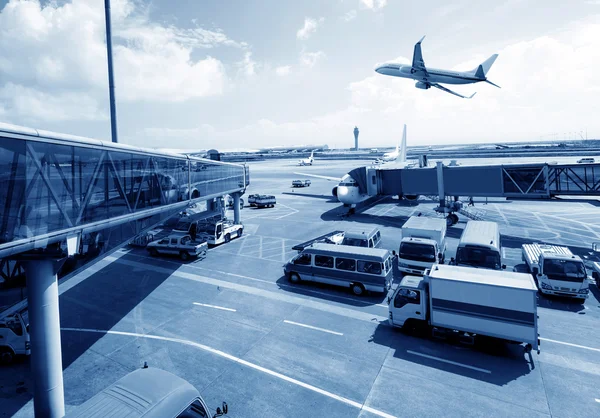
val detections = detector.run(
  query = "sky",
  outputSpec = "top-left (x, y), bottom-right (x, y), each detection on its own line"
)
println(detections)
top-left (0, 0), bottom-right (599, 151)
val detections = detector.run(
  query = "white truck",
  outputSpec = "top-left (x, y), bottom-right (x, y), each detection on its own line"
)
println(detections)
top-left (388, 265), bottom-right (540, 353)
top-left (0, 307), bottom-right (30, 364)
top-left (254, 195), bottom-right (277, 208)
top-left (197, 220), bottom-right (243, 246)
top-left (522, 243), bottom-right (589, 300)
top-left (146, 234), bottom-right (208, 261)
top-left (397, 216), bottom-right (447, 275)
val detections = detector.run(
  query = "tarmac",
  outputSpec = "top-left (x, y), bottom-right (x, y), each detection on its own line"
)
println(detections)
top-left (2, 156), bottom-right (600, 418)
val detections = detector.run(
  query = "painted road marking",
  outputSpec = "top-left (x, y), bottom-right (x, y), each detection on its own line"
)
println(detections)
top-left (283, 320), bottom-right (344, 336)
top-left (61, 327), bottom-right (397, 418)
top-left (540, 337), bottom-right (600, 353)
top-left (407, 350), bottom-right (492, 374)
top-left (193, 302), bottom-right (236, 312)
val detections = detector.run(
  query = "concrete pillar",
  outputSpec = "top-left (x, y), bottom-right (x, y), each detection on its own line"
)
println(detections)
top-left (436, 161), bottom-right (445, 208)
top-left (233, 193), bottom-right (241, 224)
top-left (23, 258), bottom-right (65, 418)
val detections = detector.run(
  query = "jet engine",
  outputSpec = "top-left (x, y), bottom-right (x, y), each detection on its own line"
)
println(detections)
top-left (331, 186), bottom-right (338, 197)
top-left (415, 81), bottom-right (430, 90)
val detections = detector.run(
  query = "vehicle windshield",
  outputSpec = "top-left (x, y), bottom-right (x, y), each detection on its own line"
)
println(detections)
top-left (175, 220), bottom-right (191, 231)
top-left (543, 259), bottom-right (586, 282)
top-left (399, 242), bottom-right (436, 262)
top-left (456, 246), bottom-right (501, 270)
top-left (342, 238), bottom-right (368, 247)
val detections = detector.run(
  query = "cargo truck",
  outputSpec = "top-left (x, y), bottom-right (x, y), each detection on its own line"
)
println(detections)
top-left (388, 264), bottom-right (540, 353)
top-left (254, 195), bottom-right (277, 208)
top-left (522, 243), bottom-right (589, 300)
top-left (398, 216), bottom-right (446, 275)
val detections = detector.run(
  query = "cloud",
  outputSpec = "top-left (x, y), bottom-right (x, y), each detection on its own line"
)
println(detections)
top-left (300, 49), bottom-right (326, 68)
top-left (342, 10), bottom-right (357, 22)
top-left (0, 0), bottom-right (244, 123)
top-left (359, 0), bottom-right (388, 11)
top-left (143, 18), bottom-right (600, 149)
top-left (275, 65), bottom-right (292, 76)
top-left (237, 51), bottom-right (257, 76)
top-left (296, 17), bottom-right (325, 40)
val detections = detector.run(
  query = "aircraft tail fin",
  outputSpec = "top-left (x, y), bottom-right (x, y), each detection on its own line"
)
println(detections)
top-left (399, 124), bottom-right (407, 163)
top-left (473, 54), bottom-right (498, 78)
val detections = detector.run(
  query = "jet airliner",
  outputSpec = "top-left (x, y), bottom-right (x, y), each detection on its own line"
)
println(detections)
top-left (298, 151), bottom-right (315, 166)
top-left (295, 124), bottom-right (417, 210)
top-left (375, 125), bottom-right (408, 164)
top-left (375, 36), bottom-right (500, 99)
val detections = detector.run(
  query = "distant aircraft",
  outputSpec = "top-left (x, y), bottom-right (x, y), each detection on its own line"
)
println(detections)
top-left (375, 36), bottom-right (500, 99)
top-left (295, 124), bottom-right (418, 210)
top-left (298, 151), bottom-right (315, 166)
top-left (375, 125), bottom-right (410, 165)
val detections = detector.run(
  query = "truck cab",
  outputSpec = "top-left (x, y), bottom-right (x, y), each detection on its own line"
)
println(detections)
top-left (388, 276), bottom-right (428, 329)
top-left (0, 309), bottom-right (30, 364)
top-left (398, 237), bottom-right (442, 275)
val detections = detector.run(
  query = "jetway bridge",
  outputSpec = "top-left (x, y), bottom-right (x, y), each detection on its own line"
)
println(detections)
top-left (0, 123), bottom-right (249, 417)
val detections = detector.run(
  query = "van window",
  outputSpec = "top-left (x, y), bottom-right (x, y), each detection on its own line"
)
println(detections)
top-left (456, 246), bottom-right (501, 270)
top-left (357, 260), bottom-right (382, 275)
top-left (343, 238), bottom-right (368, 247)
top-left (315, 255), bottom-right (334, 268)
top-left (335, 257), bottom-right (356, 271)
top-left (294, 254), bottom-right (311, 265)
top-left (177, 399), bottom-right (208, 417)
top-left (170, 238), bottom-right (178, 245)
top-left (368, 239), bottom-right (374, 248)
top-left (394, 289), bottom-right (421, 308)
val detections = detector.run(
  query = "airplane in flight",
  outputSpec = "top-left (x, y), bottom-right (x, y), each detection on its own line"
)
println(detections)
top-left (295, 124), bottom-right (418, 211)
top-left (375, 36), bottom-right (500, 99)
top-left (298, 151), bottom-right (315, 166)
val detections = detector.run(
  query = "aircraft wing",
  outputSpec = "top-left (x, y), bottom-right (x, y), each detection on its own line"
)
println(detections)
top-left (293, 172), bottom-right (341, 182)
top-left (430, 83), bottom-right (476, 99)
top-left (412, 36), bottom-right (428, 74)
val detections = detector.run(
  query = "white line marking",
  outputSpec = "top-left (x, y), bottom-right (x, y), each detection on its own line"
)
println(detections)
top-left (193, 302), bottom-right (236, 312)
top-left (540, 338), bottom-right (600, 353)
top-left (406, 350), bottom-right (491, 374)
top-left (61, 328), bottom-right (396, 418)
top-left (283, 320), bottom-right (344, 336)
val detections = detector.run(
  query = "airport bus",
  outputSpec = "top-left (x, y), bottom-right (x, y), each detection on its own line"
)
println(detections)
top-left (64, 367), bottom-right (227, 418)
top-left (454, 221), bottom-right (505, 271)
top-left (284, 243), bottom-right (393, 296)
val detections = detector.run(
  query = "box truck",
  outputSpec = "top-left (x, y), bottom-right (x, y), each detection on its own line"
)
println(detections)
top-left (398, 216), bottom-right (446, 275)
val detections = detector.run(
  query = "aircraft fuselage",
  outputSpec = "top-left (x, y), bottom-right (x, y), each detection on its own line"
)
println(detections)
top-left (376, 64), bottom-right (480, 85)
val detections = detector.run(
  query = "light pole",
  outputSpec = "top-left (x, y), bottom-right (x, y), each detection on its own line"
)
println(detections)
top-left (104, 0), bottom-right (119, 143)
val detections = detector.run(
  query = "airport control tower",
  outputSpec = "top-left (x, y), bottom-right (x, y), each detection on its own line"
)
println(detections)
top-left (354, 126), bottom-right (359, 150)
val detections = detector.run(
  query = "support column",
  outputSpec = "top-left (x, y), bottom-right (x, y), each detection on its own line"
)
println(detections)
top-left (436, 161), bottom-right (445, 209)
top-left (233, 193), bottom-right (241, 224)
top-left (22, 257), bottom-right (66, 418)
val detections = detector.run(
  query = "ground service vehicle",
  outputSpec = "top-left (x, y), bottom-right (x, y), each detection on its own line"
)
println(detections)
top-left (0, 307), bottom-right (30, 364)
top-left (198, 220), bottom-right (243, 245)
top-left (64, 367), bottom-right (228, 418)
top-left (454, 221), bottom-right (505, 270)
top-left (522, 243), bottom-right (589, 300)
top-left (388, 265), bottom-right (540, 353)
top-left (284, 243), bottom-right (393, 295)
top-left (147, 235), bottom-right (208, 261)
top-left (292, 180), bottom-right (311, 187)
top-left (398, 216), bottom-right (447, 275)
top-left (254, 195), bottom-right (276, 208)
top-left (341, 227), bottom-right (382, 248)
top-left (577, 157), bottom-right (595, 164)
top-left (247, 194), bottom-right (260, 206)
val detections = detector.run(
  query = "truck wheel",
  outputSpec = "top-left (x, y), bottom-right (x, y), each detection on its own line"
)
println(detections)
top-left (351, 283), bottom-right (365, 296)
top-left (149, 248), bottom-right (158, 257)
top-left (224, 234), bottom-right (231, 243)
top-left (289, 273), bottom-right (301, 283)
top-left (237, 229), bottom-right (243, 238)
top-left (0, 347), bottom-right (15, 365)
top-left (450, 214), bottom-right (459, 224)
top-left (180, 251), bottom-right (190, 261)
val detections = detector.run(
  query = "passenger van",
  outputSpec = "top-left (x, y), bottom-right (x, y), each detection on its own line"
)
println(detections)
top-left (577, 157), bottom-right (595, 164)
top-left (454, 221), bottom-right (505, 270)
top-left (284, 243), bottom-right (393, 295)
top-left (64, 367), bottom-right (227, 418)
top-left (341, 227), bottom-right (382, 248)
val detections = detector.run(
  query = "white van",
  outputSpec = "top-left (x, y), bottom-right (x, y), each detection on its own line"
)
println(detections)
top-left (64, 367), bottom-right (227, 418)
top-left (577, 157), bottom-right (595, 164)
top-left (341, 227), bottom-right (382, 248)
top-left (454, 221), bottom-right (505, 270)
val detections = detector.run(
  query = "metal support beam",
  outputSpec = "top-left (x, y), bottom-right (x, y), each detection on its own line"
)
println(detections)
top-left (233, 193), bottom-right (241, 224)
top-left (436, 161), bottom-right (445, 208)
top-left (22, 255), bottom-right (66, 418)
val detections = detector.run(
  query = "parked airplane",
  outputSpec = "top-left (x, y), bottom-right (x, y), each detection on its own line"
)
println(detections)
top-left (295, 124), bottom-right (418, 210)
top-left (298, 151), bottom-right (315, 166)
top-left (375, 124), bottom-right (408, 164)
top-left (375, 36), bottom-right (500, 99)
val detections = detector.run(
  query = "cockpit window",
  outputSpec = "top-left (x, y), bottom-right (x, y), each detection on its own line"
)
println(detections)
top-left (339, 182), bottom-right (358, 187)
